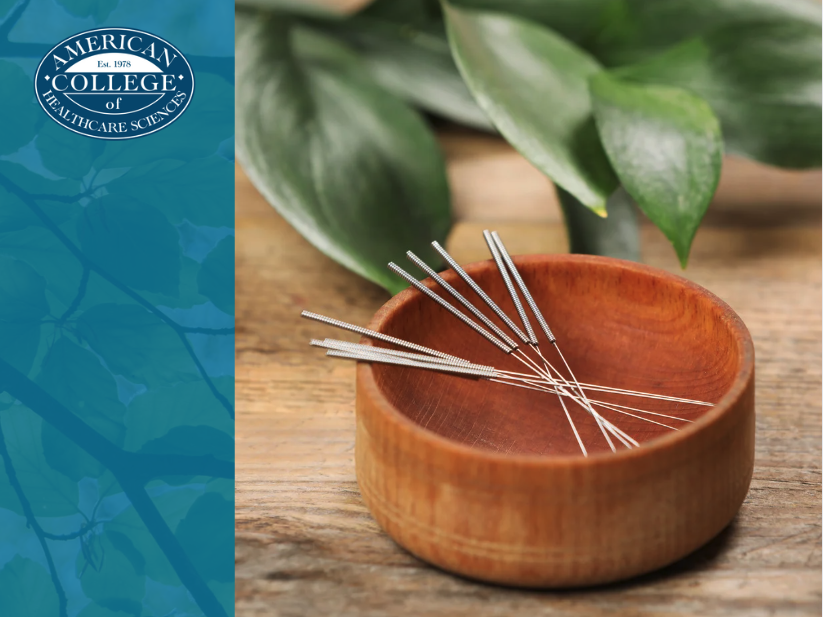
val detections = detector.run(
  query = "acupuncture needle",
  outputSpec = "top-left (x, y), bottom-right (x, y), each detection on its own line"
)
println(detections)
top-left (431, 240), bottom-right (530, 344)
top-left (386, 262), bottom-right (614, 444)
top-left (311, 339), bottom-right (496, 374)
top-left (415, 243), bottom-right (628, 454)
top-left (387, 262), bottom-right (514, 355)
top-left (322, 347), bottom-right (669, 436)
top-left (300, 311), bottom-right (467, 363)
top-left (489, 231), bottom-right (619, 452)
top-left (405, 247), bottom-right (588, 455)
top-left (483, 230), bottom-right (615, 452)
top-left (406, 250), bottom-right (519, 351)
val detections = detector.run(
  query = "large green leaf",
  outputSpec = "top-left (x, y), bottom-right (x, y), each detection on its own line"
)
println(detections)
top-left (590, 73), bottom-right (722, 266)
top-left (236, 11), bottom-right (451, 295)
top-left (0, 556), bottom-right (59, 617)
top-left (237, 0), bottom-right (363, 17)
top-left (443, 2), bottom-right (617, 212)
top-left (450, 0), bottom-right (821, 66)
top-left (308, 1), bottom-right (493, 130)
top-left (613, 20), bottom-right (821, 169)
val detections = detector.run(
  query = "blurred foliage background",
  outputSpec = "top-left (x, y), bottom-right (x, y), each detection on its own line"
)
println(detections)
top-left (236, 0), bottom-right (821, 294)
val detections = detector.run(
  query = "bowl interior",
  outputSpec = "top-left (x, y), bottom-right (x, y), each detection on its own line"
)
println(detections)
top-left (368, 255), bottom-right (745, 457)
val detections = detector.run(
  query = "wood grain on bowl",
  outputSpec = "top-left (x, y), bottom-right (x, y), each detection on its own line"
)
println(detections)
top-left (355, 255), bottom-right (755, 587)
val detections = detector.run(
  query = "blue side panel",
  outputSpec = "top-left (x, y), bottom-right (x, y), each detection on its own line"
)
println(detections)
top-left (0, 1), bottom-right (234, 616)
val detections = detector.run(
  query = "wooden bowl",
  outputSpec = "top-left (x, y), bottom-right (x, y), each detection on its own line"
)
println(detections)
top-left (354, 254), bottom-right (755, 587)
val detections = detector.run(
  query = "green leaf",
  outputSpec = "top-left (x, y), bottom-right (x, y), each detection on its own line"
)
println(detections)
top-left (0, 408), bottom-right (79, 517)
top-left (306, 3), bottom-right (494, 130)
top-left (589, 73), bottom-right (722, 266)
top-left (76, 304), bottom-right (198, 388)
top-left (57, 0), bottom-right (119, 22)
top-left (557, 186), bottom-right (640, 260)
top-left (0, 61), bottom-right (38, 156)
top-left (237, 0), bottom-right (362, 17)
top-left (443, 3), bottom-right (617, 212)
top-left (613, 20), bottom-right (821, 169)
top-left (0, 256), bottom-right (49, 376)
top-left (77, 195), bottom-right (181, 296)
top-left (175, 492), bottom-right (234, 582)
top-left (450, 0), bottom-right (821, 66)
top-left (0, 556), bottom-right (59, 617)
top-left (236, 12), bottom-right (451, 295)
top-left (35, 122), bottom-right (105, 180)
top-left (197, 236), bottom-right (234, 315)
top-left (104, 157), bottom-right (234, 228)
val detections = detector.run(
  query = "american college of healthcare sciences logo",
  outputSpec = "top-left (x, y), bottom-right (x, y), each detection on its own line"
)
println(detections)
top-left (34, 28), bottom-right (194, 140)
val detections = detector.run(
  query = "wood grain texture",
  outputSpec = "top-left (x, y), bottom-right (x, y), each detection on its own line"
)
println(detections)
top-left (361, 256), bottom-right (745, 455)
top-left (236, 129), bottom-right (821, 615)
top-left (355, 255), bottom-right (755, 586)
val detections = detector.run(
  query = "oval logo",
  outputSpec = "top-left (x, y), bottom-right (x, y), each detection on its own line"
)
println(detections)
top-left (34, 28), bottom-right (194, 140)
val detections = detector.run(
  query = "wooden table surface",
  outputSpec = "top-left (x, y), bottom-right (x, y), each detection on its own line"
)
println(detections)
top-left (235, 132), bottom-right (822, 617)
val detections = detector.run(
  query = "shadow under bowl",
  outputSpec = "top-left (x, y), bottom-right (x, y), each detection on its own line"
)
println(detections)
top-left (355, 254), bottom-right (755, 587)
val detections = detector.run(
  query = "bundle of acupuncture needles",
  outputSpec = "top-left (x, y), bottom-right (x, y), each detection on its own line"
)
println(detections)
top-left (302, 231), bottom-right (712, 456)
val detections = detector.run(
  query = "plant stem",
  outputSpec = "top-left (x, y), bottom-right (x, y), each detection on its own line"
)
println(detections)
top-left (557, 186), bottom-right (640, 261)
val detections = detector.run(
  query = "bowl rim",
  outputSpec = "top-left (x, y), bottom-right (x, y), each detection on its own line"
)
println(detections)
top-left (356, 253), bottom-right (755, 469)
